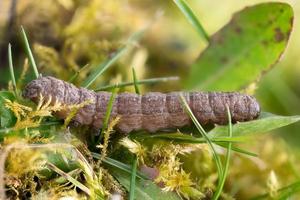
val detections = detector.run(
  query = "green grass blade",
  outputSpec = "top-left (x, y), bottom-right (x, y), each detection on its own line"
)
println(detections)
top-left (68, 63), bottom-right (90, 83)
top-left (81, 28), bottom-right (147, 88)
top-left (21, 26), bottom-right (39, 78)
top-left (92, 153), bottom-right (148, 179)
top-left (129, 156), bottom-right (138, 200)
top-left (98, 86), bottom-right (118, 142)
top-left (179, 94), bottom-right (223, 200)
top-left (47, 162), bottom-right (91, 196)
top-left (94, 76), bottom-right (179, 91)
top-left (251, 180), bottom-right (300, 200)
top-left (216, 143), bottom-right (258, 157)
top-left (138, 133), bottom-right (256, 156)
top-left (213, 106), bottom-right (233, 199)
top-left (8, 43), bottom-right (18, 96)
top-left (132, 67), bottom-right (140, 94)
top-left (173, 0), bottom-right (209, 42)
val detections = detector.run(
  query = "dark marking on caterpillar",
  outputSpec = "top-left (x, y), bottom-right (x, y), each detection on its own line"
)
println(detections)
top-left (23, 76), bottom-right (261, 133)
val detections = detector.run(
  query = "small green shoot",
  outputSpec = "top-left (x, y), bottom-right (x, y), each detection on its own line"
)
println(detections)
top-left (213, 106), bottom-right (232, 199)
top-left (99, 86), bottom-right (118, 142)
top-left (132, 67), bottom-right (140, 94)
top-left (95, 76), bottom-right (179, 91)
top-left (21, 26), bottom-right (39, 78)
top-left (129, 155), bottom-right (138, 200)
top-left (251, 179), bottom-right (300, 200)
top-left (8, 44), bottom-right (18, 96)
top-left (68, 63), bottom-right (90, 83)
top-left (128, 67), bottom-right (141, 200)
top-left (179, 94), bottom-right (223, 200)
top-left (173, 0), bottom-right (209, 42)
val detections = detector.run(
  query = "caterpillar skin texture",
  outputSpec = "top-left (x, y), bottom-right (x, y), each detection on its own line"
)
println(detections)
top-left (23, 76), bottom-right (260, 133)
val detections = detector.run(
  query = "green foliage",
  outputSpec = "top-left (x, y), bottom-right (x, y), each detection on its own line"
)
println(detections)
top-left (185, 2), bottom-right (294, 91)
top-left (209, 112), bottom-right (300, 138)
top-left (0, 91), bottom-right (16, 128)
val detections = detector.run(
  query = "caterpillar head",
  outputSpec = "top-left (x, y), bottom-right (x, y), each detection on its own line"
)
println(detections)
top-left (23, 76), bottom-right (53, 103)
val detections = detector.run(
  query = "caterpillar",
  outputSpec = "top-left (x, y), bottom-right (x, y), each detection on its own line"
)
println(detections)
top-left (23, 76), bottom-right (260, 133)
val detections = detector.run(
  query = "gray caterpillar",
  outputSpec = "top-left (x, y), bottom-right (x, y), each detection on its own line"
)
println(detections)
top-left (23, 76), bottom-right (260, 133)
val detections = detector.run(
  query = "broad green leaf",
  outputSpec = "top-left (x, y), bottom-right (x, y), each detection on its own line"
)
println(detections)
top-left (110, 169), bottom-right (181, 200)
top-left (0, 91), bottom-right (16, 128)
top-left (185, 2), bottom-right (294, 90)
top-left (209, 112), bottom-right (300, 138)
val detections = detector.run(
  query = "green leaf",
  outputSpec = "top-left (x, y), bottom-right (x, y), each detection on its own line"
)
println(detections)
top-left (0, 91), bottom-right (16, 128)
top-left (185, 2), bottom-right (294, 90)
top-left (110, 169), bottom-right (181, 200)
top-left (209, 112), bottom-right (300, 138)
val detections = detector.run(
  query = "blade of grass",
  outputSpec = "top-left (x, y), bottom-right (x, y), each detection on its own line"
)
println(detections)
top-left (173, 0), bottom-right (209, 42)
top-left (98, 86), bottom-right (118, 142)
top-left (251, 180), bottom-right (300, 200)
top-left (179, 94), bottom-right (223, 200)
top-left (21, 26), bottom-right (39, 78)
top-left (132, 67), bottom-right (140, 94)
top-left (68, 63), bottom-right (90, 83)
top-left (127, 65), bottom-right (142, 200)
top-left (95, 76), bottom-right (179, 91)
top-left (47, 162), bottom-right (91, 196)
top-left (140, 133), bottom-right (246, 143)
top-left (213, 105), bottom-right (232, 199)
top-left (54, 169), bottom-right (82, 184)
top-left (92, 153), bottom-right (148, 179)
top-left (138, 133), bottom-right (256, 156)
top-left (129, 155), bottom-right (138, 200)
top-left (216, 143), bottom-right (257, 157)
top-left (8, 43), bottom-right (18, 96)
top-left (81, 28), bottom-right (147, 88)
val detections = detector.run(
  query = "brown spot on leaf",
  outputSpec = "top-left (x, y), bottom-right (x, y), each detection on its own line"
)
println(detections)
top-left (234, 26), bottom-right (242, 34)
top-left (290, 17), bottom-right (294, 26)
top-left (274, 28), bottom-right (284, 42)
top-left (221, 56), bottom-right (228, 64)
top-left (212, 32), bottom-right (224, 45)
top-left (261, 40), bottom-right (269, 46)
